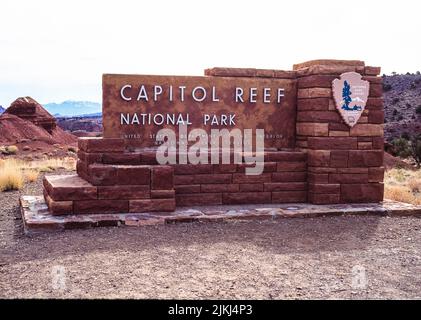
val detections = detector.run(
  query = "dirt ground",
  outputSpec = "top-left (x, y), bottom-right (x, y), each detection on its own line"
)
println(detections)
top-left (1, 172), bottom-right (420, 299)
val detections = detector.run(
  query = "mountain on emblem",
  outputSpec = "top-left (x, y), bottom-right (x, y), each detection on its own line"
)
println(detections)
top-left (332, 72), bottom-right (369, 127)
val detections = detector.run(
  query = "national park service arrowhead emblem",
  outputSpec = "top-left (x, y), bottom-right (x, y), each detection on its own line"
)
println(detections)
top-left (332, 72), bottom-right (369, 127)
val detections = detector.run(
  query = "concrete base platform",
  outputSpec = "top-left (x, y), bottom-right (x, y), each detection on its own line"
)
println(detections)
top-left (20, 195), bottom-right (421, 234)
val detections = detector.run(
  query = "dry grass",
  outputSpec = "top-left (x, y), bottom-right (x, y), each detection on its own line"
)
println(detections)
top-left (385, 168), bottom-right (421, 205)
top-left (0, 159), bottom-right (24, 191)
top-left (24, 170), bottom-right (39, 182)
top-left (0, 157), bottom-right (76, 192)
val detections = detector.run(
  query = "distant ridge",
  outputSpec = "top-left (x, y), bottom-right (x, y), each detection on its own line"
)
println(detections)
top-left (0, 105), bottom-right (5, 115)
top-left (43, 100), bottom-right (101, 117)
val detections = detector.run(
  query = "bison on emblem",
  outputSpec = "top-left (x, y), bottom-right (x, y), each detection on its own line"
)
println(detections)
top-left (332, 72), bottom-right (370, 127)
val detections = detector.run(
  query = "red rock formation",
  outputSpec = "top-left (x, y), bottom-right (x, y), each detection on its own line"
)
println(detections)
top-left (0, 97), bottom-right (77, 146)
top-left (5, 96), bottom-right (56, 133)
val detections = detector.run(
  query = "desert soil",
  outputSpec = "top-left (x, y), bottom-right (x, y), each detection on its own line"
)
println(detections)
top-left (0, 171), bottom-right (420, 299)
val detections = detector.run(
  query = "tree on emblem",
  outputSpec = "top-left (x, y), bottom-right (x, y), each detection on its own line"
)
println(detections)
top-left (342, 80), bottom-right (362, 111)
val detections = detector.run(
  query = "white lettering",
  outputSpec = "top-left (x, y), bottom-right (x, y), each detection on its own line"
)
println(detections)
top-left (120, 85), bottom-right (132, 101)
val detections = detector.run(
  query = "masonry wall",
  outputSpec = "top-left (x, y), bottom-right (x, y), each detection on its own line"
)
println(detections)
top-left (43, 59), bottom-right (385, 217)
top-left (206, 60), bottom-right (385, 204)
top-left (293, 61), bottom-right (384, 204)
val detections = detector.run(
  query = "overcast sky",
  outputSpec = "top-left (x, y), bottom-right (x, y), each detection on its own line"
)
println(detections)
top-left (1, 0), bottom-right (420, 107)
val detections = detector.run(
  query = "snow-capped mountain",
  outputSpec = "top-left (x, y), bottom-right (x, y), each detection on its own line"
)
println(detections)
top-left (43, 100), bottom-right (101, 117)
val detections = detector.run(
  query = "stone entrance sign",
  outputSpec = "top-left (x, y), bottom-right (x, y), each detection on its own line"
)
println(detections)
top-left (38, 59), bottom-right (385, 225)
top-left (102, 74), bottom-right (297, 149)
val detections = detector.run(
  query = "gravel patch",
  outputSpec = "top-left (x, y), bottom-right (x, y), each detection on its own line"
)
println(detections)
top-left (1, 171), bottom-right (420, 299)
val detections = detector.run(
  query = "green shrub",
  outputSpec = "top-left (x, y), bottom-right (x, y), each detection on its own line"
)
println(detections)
top-left (383, 83), bottom-right (392, 92)
top-left (391, 137), bottom-right (412, 158)
top-left (402, 132), bottom-right (410, 140)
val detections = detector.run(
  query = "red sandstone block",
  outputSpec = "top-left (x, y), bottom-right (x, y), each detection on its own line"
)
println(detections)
top-left (329, 122), bottom-right (350, 132)
top-left (175, 184), bottom-right (201, 194)
top-left (341, 183), bottom-right (384, 203)
top-left (330, 150), bottom-right (349, 167)
top-left (309, 183), bottom-right (340, 194)
top-left (369, 167), bottom-right (385, 182)
top-left (193, 174), bottom-right (232, 184)
top-left (44, 192), bottom-right (73, 215)
top-left (307, 137), bottom-right (358, 150)
top-left (139, 151), bottom-right (159, 165)
top-left (273, 70), bottom-right (297, 79)
top-left (348, 150), bottom-right (383, 167)
top-left (78, 137), bottom-right (125, 153)
top-left (129, 199), bottom-right (175, 212)
top-left (76, 160), bottom-right (89, 180)
top-left (213, 164), bottom-right (237, 173)
top-left (308, 150), bottom-right (331, 167)
top-left (255, 69), bottom-right (275, 78)
top-left (369, 83), bottom-right (383, 98)
top-left (329, 131), bottom-right (350, 137)
top-left (372, 137), bottom-right (384, 150)
top-left (329, 173), bottom-right (368, 184)
top-left (298, 75), bottom-right (336, 88)
top-left (308, 193), bottom-right (340, 205)
top-left (77, 151), bottom-right (102, 164)
top-left (237, 162), bottom-right (277, 173)
top-left (232, 173), bottom-right (271, 184)
top-left (173, 164), bottom-right (213, 175)
top-left (358, 116), bottom-right (368, 124)
top-left (358, 142), bottom-right (373, 150)
top-left (272, 191), bottom-right (307, 203)
top-left (151, 166), bottom-right (173, 190)
top-left (276, 161), bottom-right (306, 172)
top-left (102, 153), bottom-right (141, 165)
top-left (88, 164), bottom-right (118, 186)
top-left (308, 173), bottom-right (329, 184)
top-left (265, 152), bottom-right (307, 162)
top-left (117, 165), bottom-right (151, 185)
top-left (98, 185), bottom-right (150, 200)
top-left (205, 67), bottom-right (256, 77)
top-left (368, 110), bottom-right (384, 124)
top-left (293, 60), bottom-right (365, 70)
top-left (43, 175), bottom-right (97, 201)
top-left (74, 200), bottom-right (129, 214)
top-left (296, 123), bottom-right (329, 136)
top-left (295, 140), bottom-right (308, 148)
top-left (366, 97), bottom-right (384, 110)
top-left (174, 175), bottom-right (195, 185)
top-left (337, 168), bottom-right (368, 174)
top-left (151, 190), bottom-right (175, 199)
top-left (201, 184), bottom-right (239, 193)
top-left (308, 167), bottom-right (337, 173)
top-left (350, 124), bottom-right (384, 137)
top-left (222, 192), bottom-right (271, 205)
top-left (364, 66), bottom-right (381, 76)
top-left (176, 193), bottom-right (222, 206)
top-left (297, 111), bottom-right (341, 123)
top-left (297, 98), bottom-right (330, 111)
top-left (272, 172), bottom-right (307, 182)
top-left (239, 184), bottom-right (264, 192)
top-left (298, 88), bottom-right (332, 99)
top-left (264, 182), bottom-right (307, 192)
